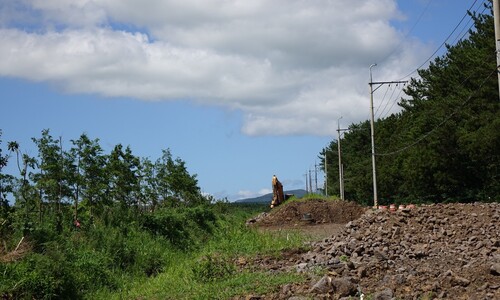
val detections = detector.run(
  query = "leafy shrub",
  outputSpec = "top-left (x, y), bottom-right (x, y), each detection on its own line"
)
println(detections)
top-left (141, 209), bottom-right (190, 248)
top-left (140, 206), bottom-right (219, 249)
top-left (185, 206), bottom-right (217, 231)
top-left (1, 253), bottom-right (77, 300)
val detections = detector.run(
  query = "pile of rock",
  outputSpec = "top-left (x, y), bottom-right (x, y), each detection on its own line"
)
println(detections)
top-left (293, 203), bottom-right (500, 299)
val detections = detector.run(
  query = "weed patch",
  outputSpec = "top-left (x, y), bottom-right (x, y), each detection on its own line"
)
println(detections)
top-left (192, 253), bottom-right (236, 282)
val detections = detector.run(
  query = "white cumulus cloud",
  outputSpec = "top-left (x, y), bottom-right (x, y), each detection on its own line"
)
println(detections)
top-left (0, 0), bottom-right (432, 135)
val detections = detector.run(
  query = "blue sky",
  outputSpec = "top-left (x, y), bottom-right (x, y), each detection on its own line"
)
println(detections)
top-left (0, 0), bottom-right (482, 201)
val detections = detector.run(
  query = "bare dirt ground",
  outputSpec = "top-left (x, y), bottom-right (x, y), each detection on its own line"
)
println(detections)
top-left (247, 199), bottom-right (366, 241)
top-left (241, 199), bottom-right (500, 300)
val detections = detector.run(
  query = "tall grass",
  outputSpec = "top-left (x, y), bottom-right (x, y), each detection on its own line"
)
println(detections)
top-left (1, 203), bottom-right (309, 299)
top-left (109, 267), bottom-right (304, 300)
top-left (91, 204), bottom-right (309, 299)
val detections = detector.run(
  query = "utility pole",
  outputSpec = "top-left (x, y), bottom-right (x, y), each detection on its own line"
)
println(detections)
top-left (369, 64), bottom-right (407, 208)
top-left (494, 0), bottom-right (500, 98)
top-left (369, 64), bottom-right (378, 208)
top-left (309, 169), bottom-right (313, 194)
top-left (324, 149), bottom-right (328, 196)
top-left (59, 136), bottom-right (63, 214)
top-left (337, 117), bottom-right (349, 200)
top-left (314, 162), bottom-right (318, 192)
top-left (305, 172), bottom-right (309, 193)
top-left (337, 116), bottom-right (344, 200)
top-left (341, 164), bottom-right (345, 200)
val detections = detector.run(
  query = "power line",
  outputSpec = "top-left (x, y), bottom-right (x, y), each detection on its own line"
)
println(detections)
top-left (450, 3), bottom-right (488, 46)
top-left (371, 0), bottom-right (486, 142)
top-left (381, 86), bottom-right (406, 119)
top-left (376, 67), bottom-right (497, 157)
top-left (375, 84), bottom-right (394, 115)
top-left (378, 83), bottom-right (406, 120)
top-left (378, 0), bottom-right (434, 64)
top-left (381, 49), bottom-right (496, 151)
top-left (449, 12), bottom-right (475, 46)
top-left (399, 0), bottom-right (482, 81)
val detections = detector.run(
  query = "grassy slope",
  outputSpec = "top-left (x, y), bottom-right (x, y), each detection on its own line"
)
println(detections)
top-left (91, 203), bottom-right (309, 299)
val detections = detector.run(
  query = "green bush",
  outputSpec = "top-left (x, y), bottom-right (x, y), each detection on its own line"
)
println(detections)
top-left (185, 206), bottom-right (217, 231)
top-left (80, 223), bottom-right (173, 277)
top-left (1, 253), bottom-right (77, 300)
top-left (141, 209), bottom-right (190, 248)
top-left (140, 206), bottom-right (219, 249)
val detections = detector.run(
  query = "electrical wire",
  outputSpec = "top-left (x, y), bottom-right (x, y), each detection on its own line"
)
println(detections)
top-left (373, 2), bottom-right (486, 123)
top-left (378, 83), bottom-right (406, 119)
top-left (450, 3), bottom-right (488, 46)
top-left (374, 84), bottom-right (391, 117)
top-left (376, 1), bottom-right (486, 121)
top-left (378, 0), bottom-right (434, 64)
top-left (367, 0), bottom-right (484, 129)
top-left (382, 85), bottom-right (406, 119)
top-left (376, 66), bottom-right (497, 157)
top-left (398, 0), bottom-right (481, 81)
top-left (376, 84), bottom-right (397, 119)
top-left (449, 13), bottom-right (474, 45)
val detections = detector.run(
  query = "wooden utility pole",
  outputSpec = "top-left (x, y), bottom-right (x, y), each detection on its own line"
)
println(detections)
top-left (369, 64), bottom-right (378, 208)
top-left (309, 169), bottom-right (313, 193)
top-left (369, 64), bottom-right (407, 208)
top-left (305, 172), bottom-right (309, 193)
top-left (337, 117), bottom-right (348, 200)
top-left (314, 162), bottom-right (318, 192)
top-left (494, 0), bottom-right (500, 98)
top-left (337, 117), bottom-right (343, 200)
top-left (58, 136), bottom-right (63, 214)
top-left (324, 149), bottom-right (328, 196)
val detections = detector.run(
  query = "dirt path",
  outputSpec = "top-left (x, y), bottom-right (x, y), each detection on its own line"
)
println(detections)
top-left (257, 223), bottom-right (345, 241)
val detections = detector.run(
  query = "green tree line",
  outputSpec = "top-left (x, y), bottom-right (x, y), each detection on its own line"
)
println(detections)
top-left (0, 128), bottom-right (206, 235)
top-left (321, 8), bottom-right (499, 205)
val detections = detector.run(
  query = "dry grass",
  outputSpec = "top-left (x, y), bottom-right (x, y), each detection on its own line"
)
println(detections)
top-left (0, 238), bottom-right (32, 263)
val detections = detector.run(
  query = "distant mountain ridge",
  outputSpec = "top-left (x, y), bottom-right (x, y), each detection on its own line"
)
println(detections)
top-left (235, 189), bottom-right (307, 203)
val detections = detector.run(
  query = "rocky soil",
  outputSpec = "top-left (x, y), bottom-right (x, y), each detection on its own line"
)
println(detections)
top-left (247, 199), bottom-right (366, 227)
top-left (242, 201), bottom-right (500, 300)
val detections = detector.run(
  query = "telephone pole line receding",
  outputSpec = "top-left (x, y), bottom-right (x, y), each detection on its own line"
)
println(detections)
top-left (369, 64), bottom-right (407, 208)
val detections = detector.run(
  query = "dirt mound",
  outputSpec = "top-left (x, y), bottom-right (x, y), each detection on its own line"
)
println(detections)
top-left (252, 202), bottom-right (500, 299)
top-left (251, 199), bottom-right (366, 227)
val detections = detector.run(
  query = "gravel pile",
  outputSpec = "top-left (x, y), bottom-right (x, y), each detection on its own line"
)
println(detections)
top-left (289, 203), bottom-right (500, 299)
